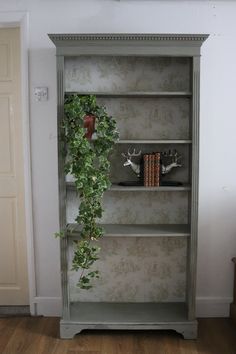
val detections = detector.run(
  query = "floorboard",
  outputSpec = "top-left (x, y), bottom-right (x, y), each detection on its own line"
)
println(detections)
top-left (0, 317), bottom-right (235, 354)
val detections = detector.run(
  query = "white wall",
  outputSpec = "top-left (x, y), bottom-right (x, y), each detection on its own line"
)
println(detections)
top-left (1, 0), bottom-right (236, 317)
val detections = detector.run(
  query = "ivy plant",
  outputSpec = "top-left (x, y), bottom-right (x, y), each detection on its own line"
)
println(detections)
top-left (62, 94), bottom-right (119, 289)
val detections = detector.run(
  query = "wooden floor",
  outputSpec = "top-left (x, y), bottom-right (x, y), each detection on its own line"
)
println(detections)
top-left (0, 317), bottom-right (235, 354)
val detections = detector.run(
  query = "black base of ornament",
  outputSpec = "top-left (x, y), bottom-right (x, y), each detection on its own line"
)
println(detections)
top-left (118, 181), bottom-right (143, 186)
top-left (160, 181), bottom-right (183, 186)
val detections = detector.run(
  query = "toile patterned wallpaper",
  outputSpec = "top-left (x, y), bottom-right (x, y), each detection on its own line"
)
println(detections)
top-left (66, 190), bottom-right (188, 225)
top-left (65, 55), bottom-right (191, 303)
top-left (69, 237), bottom-right (187, 302)
top-left (97, 97), bottom-right (190, 140)
top-left (65, 56), bottom-right (190, 93)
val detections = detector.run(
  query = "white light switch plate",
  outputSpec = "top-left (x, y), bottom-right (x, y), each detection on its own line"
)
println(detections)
top-left (34, 87), bottom-right (48, 101)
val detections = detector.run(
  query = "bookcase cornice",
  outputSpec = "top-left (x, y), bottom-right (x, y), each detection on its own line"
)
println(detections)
top-left (48, 33), bottom-right (208, 44)
top-left (48, 33), bottom-right (209, 56)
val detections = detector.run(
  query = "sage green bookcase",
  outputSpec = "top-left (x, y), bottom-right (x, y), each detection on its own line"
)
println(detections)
top-left (49, 34), bottom-right (208, 339)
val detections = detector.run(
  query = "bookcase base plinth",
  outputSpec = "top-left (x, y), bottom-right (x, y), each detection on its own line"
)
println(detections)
top-left (60, 320), bottom-right (198, 340)
top-left (60, 302), bottom-right (198, 339)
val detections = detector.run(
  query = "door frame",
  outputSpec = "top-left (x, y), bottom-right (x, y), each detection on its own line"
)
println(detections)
top-left (0, 12), bottom-right (36, 315)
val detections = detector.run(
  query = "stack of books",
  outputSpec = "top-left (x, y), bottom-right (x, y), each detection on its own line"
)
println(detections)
top-left (143, 153), bottom-right (161, 187)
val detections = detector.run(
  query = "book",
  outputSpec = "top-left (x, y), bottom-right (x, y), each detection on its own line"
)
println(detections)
top-left (142, 152), bottom-right (161, 187)
top-left (154, 152), bottom-right (161, 186)
top-left (143, 154), bottom-right (149, 187)
top-left (150, 154), bottom-right (154, 187)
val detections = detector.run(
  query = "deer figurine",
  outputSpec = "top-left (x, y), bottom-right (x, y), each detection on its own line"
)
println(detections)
top-left (122, 148), bottom-right (142, 178)
top-left (161, 150), bottom-right (182, 175)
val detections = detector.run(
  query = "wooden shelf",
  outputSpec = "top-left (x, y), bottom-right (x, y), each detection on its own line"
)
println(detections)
top-left (110, 184), bottom-right (191, 191)
top-left (67, 223), bottom-right (190, 238)
top-left (117, 139), bottom-right (192, 144)
top-left (66, 182), bottom-right (191, 192)
top-left (61, 302), bottom-right (197, 338)
top-left (69, 302), bottom-right (188, 323)
top-left (65, 91), bottom-right (192, 98)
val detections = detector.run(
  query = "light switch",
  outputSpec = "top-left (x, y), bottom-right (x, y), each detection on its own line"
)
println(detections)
top-left (34, 87), bottom-right (48, 101)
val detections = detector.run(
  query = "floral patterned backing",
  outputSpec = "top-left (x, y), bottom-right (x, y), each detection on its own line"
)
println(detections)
top-left (65, 56), bottom-right (190, 93)
top-left (69, 237), bottom-right (187, 302)
top-left (65, 55), bottom-right (191, 302)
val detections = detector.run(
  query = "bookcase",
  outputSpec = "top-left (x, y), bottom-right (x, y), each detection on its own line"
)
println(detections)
top-left (49, 34), bottom-right (208, 339)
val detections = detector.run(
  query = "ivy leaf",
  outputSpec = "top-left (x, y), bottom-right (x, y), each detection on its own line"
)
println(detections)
top-left (62, 94), bottom-right (119, 290)
top-left (54, 231), bottom-right (65, 238)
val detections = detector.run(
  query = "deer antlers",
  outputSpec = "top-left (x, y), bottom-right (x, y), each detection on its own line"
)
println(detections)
top-left (161, 149), bottom-right (182, 163)
top-left (121, 148), bottom-right (142, 159)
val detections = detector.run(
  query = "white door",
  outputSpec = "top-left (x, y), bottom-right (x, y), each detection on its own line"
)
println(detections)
top-left (0, 27), bottom-right (29, 305)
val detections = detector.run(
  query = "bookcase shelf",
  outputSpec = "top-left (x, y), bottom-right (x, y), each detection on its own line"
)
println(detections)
top-left (65, 91), bottom-right (192, 98)
top-left (117, 139), bottom-right (192, 144)
top-left (60, 302), bottom-right (198, 339)
top-left (49, 33), bottom-right (208, 340)
top-left (67, 223), bottom-right (191, 238)
top-left (110, 184), bottom-right (191, 191)
top-left (69, 301), bottom-right (188, 322)
top-left (66, 182), bottom-right (191, 192)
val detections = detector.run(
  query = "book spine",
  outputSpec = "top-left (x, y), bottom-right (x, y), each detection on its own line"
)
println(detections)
top-left (155, 152), bottom-right (161, 187)
top-left (148, 155), bottom-right (152, 187)
top-left (143, 154), bottom-right (149, 187)
top-left (149, 154), bottom-right (152, 187)
top-left (151, 154), bottom-right (155, 187)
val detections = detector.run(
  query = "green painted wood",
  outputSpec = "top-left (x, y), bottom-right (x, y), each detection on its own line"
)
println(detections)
top-left (57, 55), bottom-right (70, 321)
top-left (60, 302), bottom-right (197, 339)
top-left (117, 139), bottom-right (192, 144)
top-left (67, 223), bottom-right (191, 238)
top-left (49, 32), bottom-right (208, 339)
top-left (48, 33), bottom-right (209, 57)
top-left (65, 91), bottom-right (192, 97)
top-left (70, 302), bottom-right (188, 322)
top-left (66, 182), bottom-right (191, 192)
top-left (188, 56), bottom-right (201, 321)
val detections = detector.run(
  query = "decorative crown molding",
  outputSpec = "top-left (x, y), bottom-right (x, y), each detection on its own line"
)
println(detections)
top-left (48, 33), bottom-right (209, 45)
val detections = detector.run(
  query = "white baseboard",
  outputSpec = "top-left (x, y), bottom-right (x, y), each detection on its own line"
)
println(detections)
top-left (196, 297), bottom-right (232, 317)
top-left (33, 296), bottom-right (232, 318)
top-left (34, 297), bottom-right (62, 316)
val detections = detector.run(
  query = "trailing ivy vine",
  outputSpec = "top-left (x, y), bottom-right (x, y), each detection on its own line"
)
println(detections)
top-left (62, 95), bottom-right (119, 289)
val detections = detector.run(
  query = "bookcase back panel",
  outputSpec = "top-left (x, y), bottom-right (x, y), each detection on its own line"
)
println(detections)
top-left (65, 56), bottom-right (191, 92)
top-left (66, 190), bottom-right (188, 224)
top-left (97, 97), bottom-right (190, 140)
top-left (68, 237), bottom-right (187, 302)
top-left (110, 144), bottom-right (190, 184)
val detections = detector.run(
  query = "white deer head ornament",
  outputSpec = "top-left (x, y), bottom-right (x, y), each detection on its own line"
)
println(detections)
top-left (161, 150), bottom-right (182, 174)
top-left (122, 148), bottom-right (142, 178)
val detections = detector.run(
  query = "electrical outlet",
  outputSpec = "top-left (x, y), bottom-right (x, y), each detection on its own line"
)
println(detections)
top-left (34, 87), bottom-right (48, 101)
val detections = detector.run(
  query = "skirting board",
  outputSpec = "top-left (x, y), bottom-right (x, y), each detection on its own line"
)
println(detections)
top-left (0, 306), bottom-right (30, 317)
top-left (196, 297), bottom-right (232, 317)
top-left (34, 297), bottom-right (62, 316)
top-left (34, 297), bottom-right (232, 318)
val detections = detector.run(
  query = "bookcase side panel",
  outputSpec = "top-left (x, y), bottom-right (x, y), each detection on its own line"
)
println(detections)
top-left (188, 56), bottom-right (200, 320)
top-left (57, 55), bottom-right (70, 320)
